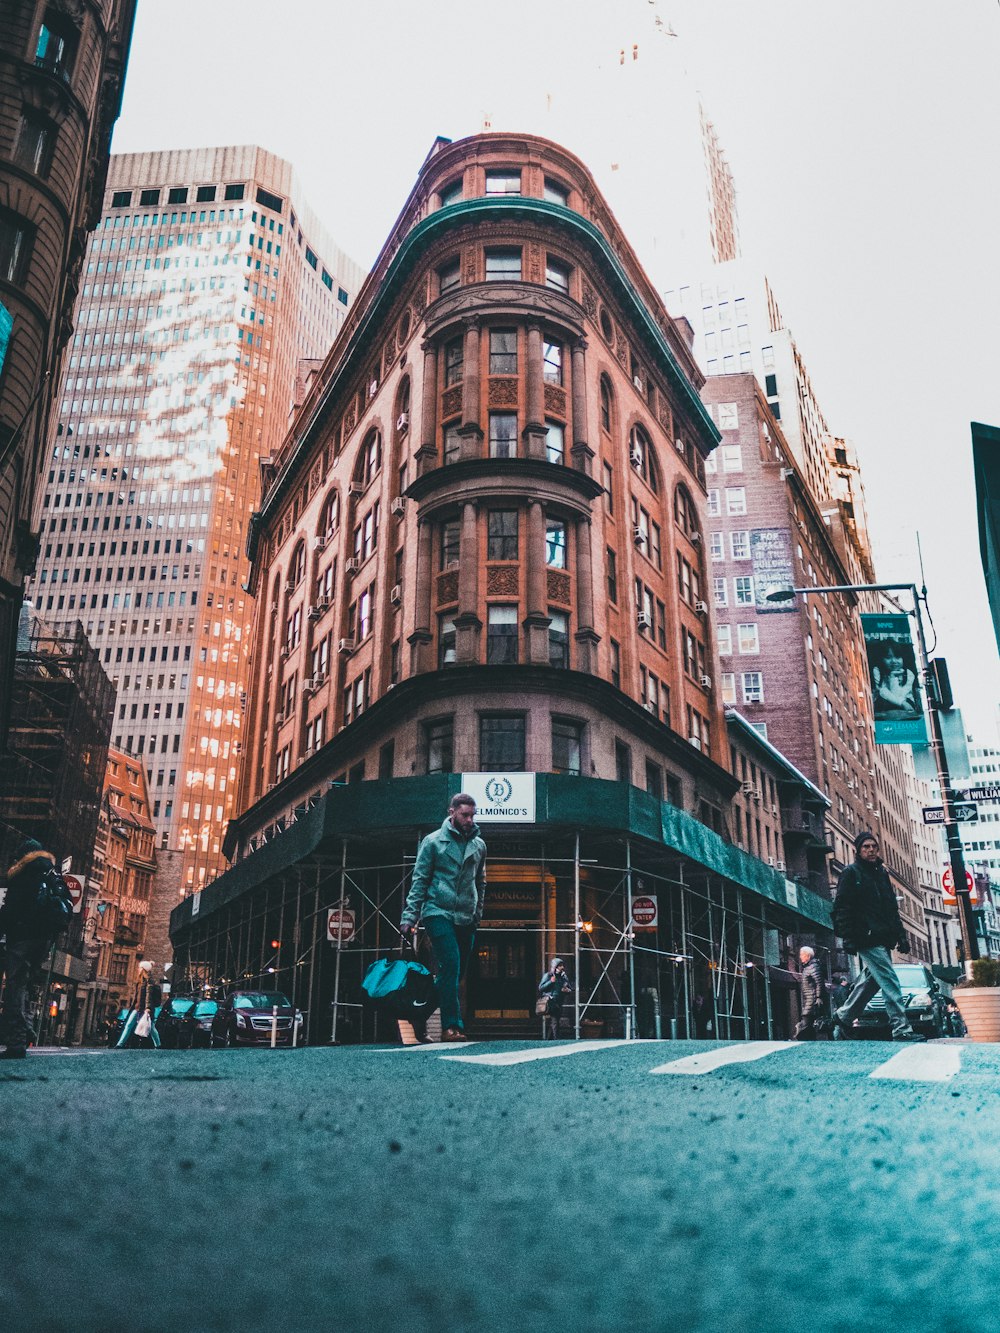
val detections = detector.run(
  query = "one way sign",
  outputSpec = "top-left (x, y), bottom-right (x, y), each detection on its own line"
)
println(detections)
top-left (922, 802), bottom-right (979, 825)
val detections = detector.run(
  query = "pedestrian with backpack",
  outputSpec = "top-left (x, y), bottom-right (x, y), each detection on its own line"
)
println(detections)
top-left (0, 838), bottom-right (73, 1060)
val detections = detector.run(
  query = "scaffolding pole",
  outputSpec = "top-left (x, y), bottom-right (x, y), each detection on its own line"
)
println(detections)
top-left (330, 840), bottom-right (347, 1043)
top-left (574, 832), bottom-right (580, 1041)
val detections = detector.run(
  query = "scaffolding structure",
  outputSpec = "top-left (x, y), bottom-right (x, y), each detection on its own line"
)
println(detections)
top-left (172, 824), bottom-right (818, 1044)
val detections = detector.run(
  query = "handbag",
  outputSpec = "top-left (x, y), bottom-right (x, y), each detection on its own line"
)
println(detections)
top-left (361, 957), bottom-right (438, 1020)
top-left (134, 1010), bottom-right (152, 1039)
top-left (535, 995), bottom-right (551, 1016)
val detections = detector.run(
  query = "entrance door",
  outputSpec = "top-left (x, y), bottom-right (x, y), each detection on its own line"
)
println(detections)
top-left (467, 928), bottom-right (535, 1028)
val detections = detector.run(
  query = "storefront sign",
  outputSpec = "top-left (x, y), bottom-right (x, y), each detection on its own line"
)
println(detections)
top-left (461, 773), bottom-right (536, 822)
top-left (862, 613), bottom-right (928, 745)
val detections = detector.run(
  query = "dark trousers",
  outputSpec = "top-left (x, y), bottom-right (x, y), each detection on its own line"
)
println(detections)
top-left (422, 916), bottom-right (476, 1032)
top-left (1, 938), bottom-right (48, 1050)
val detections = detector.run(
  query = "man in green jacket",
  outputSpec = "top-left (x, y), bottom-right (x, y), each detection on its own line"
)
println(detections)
top-left (401, 793), bottom-right (487, 1042)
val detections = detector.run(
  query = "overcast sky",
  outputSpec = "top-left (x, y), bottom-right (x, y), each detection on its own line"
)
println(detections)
top-left (111, 0), bottom-right (1000, 737)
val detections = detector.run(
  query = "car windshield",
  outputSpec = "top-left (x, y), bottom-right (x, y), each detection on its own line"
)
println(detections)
top-left (193, 1001), bottom-right (218, 1017)
top-left (894, 966), bottom-right (929, 989)
top-left (232, 993), bottom-right (291, 1009)
top-left (167, 999), bottom-right (195, 1015)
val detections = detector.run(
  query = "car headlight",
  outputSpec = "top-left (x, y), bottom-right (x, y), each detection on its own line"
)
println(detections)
top-left (909, 992), bottom-right (932, 1007)
top-left (235, 1013), bottom-right (249, 1025)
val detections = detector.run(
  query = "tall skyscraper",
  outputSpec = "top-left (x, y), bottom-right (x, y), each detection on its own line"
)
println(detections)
top-left (0, 0), bottom-right (136, 751)
top-left (30, 145), bottom-right (364, 895)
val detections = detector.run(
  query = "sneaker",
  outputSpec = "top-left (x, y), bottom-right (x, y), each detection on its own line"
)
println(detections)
top-left (829, 1012), bottom-right (849, 1041)
top-left (441, 1028), bottom-right (468, 1043)
top-left (891, 1027), bottom-right (926, 1043)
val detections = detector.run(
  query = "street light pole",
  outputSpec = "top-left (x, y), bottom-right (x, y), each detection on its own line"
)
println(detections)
top-left (766, 580), bottom-right (979, 971)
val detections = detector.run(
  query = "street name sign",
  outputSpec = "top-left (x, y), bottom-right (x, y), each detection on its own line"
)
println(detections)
top-left (922, 803), bottom-right (978, 825)
top-left (964, 786), bottom-right (1000, 802)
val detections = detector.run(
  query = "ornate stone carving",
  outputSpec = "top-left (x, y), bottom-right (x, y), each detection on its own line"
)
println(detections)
top-left (615, 334), bottom-right (628, 367)
top-left (412, 283), bottom-right (427, 316)
top-left (343, 404), bottom-right (356, 437)
top-left (487, 565), bottom-right (519, 596)
top-left (488, 377), bottom-right (519, 408)
top-left (527, 244), bottom-right (542, 285)
top-left (581, 282), bottom-right (598, 319)
top-left (547, 570), bottom-right (571, 604)
top-left (463, 247), bottom-right (478, 284)
top-left (442, 385), bottom-right (462, 419)
top-left (658, 396), bottom-right (673, 435)
top-left (543, 384), bottom-right (566, 417)
top-left (437, 570), bottom-right (459, 605)
top-left (383, 332), bottom-right (396, 368)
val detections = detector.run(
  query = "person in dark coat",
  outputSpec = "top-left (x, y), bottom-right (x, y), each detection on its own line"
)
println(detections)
top-left (538, 957), bottom-right (572, 1039)
top-left (0, 839), bottom-right (60, 1059)
top-left (793, 946), bottom-right (825, 1040)
top-left (830, 831), bottom-right (924, 1042)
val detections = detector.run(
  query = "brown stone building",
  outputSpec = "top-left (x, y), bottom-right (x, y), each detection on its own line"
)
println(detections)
top-left (170, 134), bottom-right (834, 1043)
top-left (0, 0), bottom-right (135, 750)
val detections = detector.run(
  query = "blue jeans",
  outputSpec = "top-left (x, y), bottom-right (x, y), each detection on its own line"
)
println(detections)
top-left (835, 945), bottom-right (913, 1032)
top-left (422, 917), bottom-right (476, 1032)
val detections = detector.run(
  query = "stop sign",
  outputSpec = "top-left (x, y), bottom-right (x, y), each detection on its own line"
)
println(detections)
top-left (631, 895), bottom-right (658, 929)
top-left (327, 907), bottom-right (356, 943)
top-left (63, 874), bottom-right (84, 914)
top-left (942, 866), bottom-right (977, 907)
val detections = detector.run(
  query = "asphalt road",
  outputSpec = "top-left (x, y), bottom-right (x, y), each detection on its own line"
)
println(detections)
top-left (2, 1037), bottom-right (998, 1333)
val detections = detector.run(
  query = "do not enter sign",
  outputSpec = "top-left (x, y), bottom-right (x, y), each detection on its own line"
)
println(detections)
top-left (63, 874), bottom-right (84, 914)
top-left (942, 867), bottom-right (978, 907)
top-left (631, 895), bottom-right (658, 929)
top-left (327, 907), bottom-right (356, 944)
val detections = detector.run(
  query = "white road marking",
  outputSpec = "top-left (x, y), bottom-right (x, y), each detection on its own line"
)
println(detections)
top-left (650, 1040), bottom-right (803, 1075)
top-left (440, 1039), bottom-right (652, 1066)
top-left (868, 1044), bottom-right (961, 1082)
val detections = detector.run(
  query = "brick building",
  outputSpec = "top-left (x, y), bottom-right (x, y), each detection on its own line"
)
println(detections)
top-left (170, 133), bottom-right (834, 1044)
top-left (0, 0), bottom-right (135, 751)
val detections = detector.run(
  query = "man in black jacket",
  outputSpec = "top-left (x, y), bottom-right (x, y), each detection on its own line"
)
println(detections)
top-left (0, 839), bottom-right (61, 1059)
top-left (830, 831), bottom-right (924, 1042)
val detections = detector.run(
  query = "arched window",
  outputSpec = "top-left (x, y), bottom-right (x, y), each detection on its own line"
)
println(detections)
top-left (628, 424), bottom-right (658, 494)
top-left (318, 490), bottom-right (339, 540)
top-left (673, 485), bottom-right (699, 539)
top-left (353, 429), bottom-right (382, 487)
top-left (599, 376), bottom-right (614, 435)
top-left (394, 378), bottom-right (411, 435)
top-left (289, 540), bottom-right (306, 588)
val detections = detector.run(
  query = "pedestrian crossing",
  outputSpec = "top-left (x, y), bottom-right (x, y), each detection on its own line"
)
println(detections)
top-left (422, 1038), bottom-right (972, 1083)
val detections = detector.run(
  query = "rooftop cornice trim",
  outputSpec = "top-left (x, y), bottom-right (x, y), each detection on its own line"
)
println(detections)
top-left (257, 197), bottom-right (721, 533)
top-left (404, 455), bottom-right (606, 507)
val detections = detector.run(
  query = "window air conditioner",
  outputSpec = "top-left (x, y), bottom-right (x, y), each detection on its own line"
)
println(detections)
top-left (636, 611), bottom-right (652, 630)
top-left (630, 449), bottom-right (643, 468)
top-left (390, 496), bottom-right (406, 517)
top-left (633, 375), bottom-right (644, 391)
top-left (312, 535), bottom-right (327, 551)
top-left (279, 645), bottom-right (290, 660)
top-left (348, 482), bottom-right (364, 497)
top-left (307, 602), bottom-right (328, 621)
top-left (688, 735), bottom-right (702, 750)
top-left (274, 712), bottom-right (285, 727)
top-left (338, 638), bottom-right (355, 655)
top-left (690, 531), bottom-right (702, 546)
top-left (396, 412), bottom-right (409, 432)
top-left (633, 526), bottom-right (646, 547)
top-left (695, 600), bottom-right (708, 615)
top-left (345, 557), bottom-right (361, 574)
top-left (741, 782), bottom-right (754, 795)
top-left (767, 856), bottom-right (776, 866)
top-left (390, 584), bottom-right (402, 606)
top-left (699, 674), bottom-right (713, 689)
top-left (776, 860), bottom-right (786, 871)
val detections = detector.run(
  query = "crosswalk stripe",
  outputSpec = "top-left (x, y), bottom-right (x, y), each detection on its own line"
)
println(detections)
top-left (440, 1039), bottom-right (649, 1066)
top-left (650, 1040), bottom-right (803, 1075)
top-left (868, 1044), bottom-right (961, 1082)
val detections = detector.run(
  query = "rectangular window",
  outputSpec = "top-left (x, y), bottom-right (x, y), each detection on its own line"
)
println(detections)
top-left (426, 718), bottom-right (453, 774)
top-left (256, 186), bottom-right (284, 213)
top-left (487, 510), bottom-right (518, 560)
top-left (545, 421), bottom-right (565, 465)
top-left (485, 171), bottom-right (521, 195)
top-left (545, 519), bottom-right (566, 568)
top-left (737, 622), bottom-right (760, 654)
top-left (444, 336), bottom-right (464, 385)
top-left (0, 208), bottom-right (35, 284)
top-left (167, 186), bottom-right (188, 204)
top-left (439, 178), bottom-right (463, 207)
top-left (479, 715), bottom-right (525, 771)
top-left (485, 248), bottom-right (521, 281)
top-left (224, 183), bottom-right (245, 201)
top-left (725, 487), bottom-right (747, 516)
top-left (741, 671), bottom-right (764, 704)
top-left (615, 739), bottom-right (631, 785)
top-left (139, 188), bottom-right (160, 206)
top-left (542, 340), bottom-right (563, 384)
top-left (14, 111), bottom-right (55, 176)
top-left (35, 17), bottom-right (77, 76)
top-left (489, 328), bottom-right (517, 375)
top-left (552, 718), bottom-right (583, 775)
top-left (706, 489), bottom-right (720, 517)
top-left (709, 532), bottom-right (724, 562)
top-left (718, 402), bottom-right (739, 430)
top-left (440, 520), bottom-right (460, 568)
top-left (378, 740), bottom-right (395, 780)
top-left (439, 615), bottom-right (456, 667)
top-left (443, 422), bottom-right (462, 465)
top-left (196, 185), bottom-right (217, 202)
top-left (606, 548), bottom-right (618, 603)
top-left (734, 576), bottom-right (755, 605)
top-left (439, 258), bottom-right (460, 294)
top-left (721, 672), bottom-right (737, 705)
top-left (548, 610), bottom-right (569, 668)
top-left (486, 605), bottom-right (519, 665)
top-left (609, 639), bottom-right (620, 689)
top-left (730, 530), bottom-right (750, 560)
top-left (489, 412), bottom-right (518, 459)
top-left (545, 257), bottom-right (570, 292)
top-left (603, 462), bottom-right (614, 514)
top-left (717, 624), bottom-right (732, 655)
top-left (543, 179), bottom-right (569, 206)
top-left (713, 576), bottom-right (728, 607)
top-left (111, 190), bottom-right (132, 208)
top-left (645, 761), bottom-right (663, 801)
top-left (721, 444), bottom-right (743, 472)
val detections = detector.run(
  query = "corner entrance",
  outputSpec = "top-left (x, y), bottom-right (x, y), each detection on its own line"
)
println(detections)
top-left (466, 870), bottom-right (547, 1037)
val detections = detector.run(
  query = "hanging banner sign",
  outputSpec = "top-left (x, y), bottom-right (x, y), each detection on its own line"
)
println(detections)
top-left (861, 613), bottom-right (928, 745)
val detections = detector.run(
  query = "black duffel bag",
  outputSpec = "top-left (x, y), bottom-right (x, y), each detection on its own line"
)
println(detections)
top-left (361, 957), bottom-right (438, 1022)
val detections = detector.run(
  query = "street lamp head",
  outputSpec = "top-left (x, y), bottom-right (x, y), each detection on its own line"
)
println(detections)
top-left (764, 585), bottom-right (797, 603)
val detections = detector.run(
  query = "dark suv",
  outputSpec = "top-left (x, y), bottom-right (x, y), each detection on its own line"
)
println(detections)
top-left (210, 991), bottom-right (302, 1047)
top-left (856, 963), bottom-right (950, 1039)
